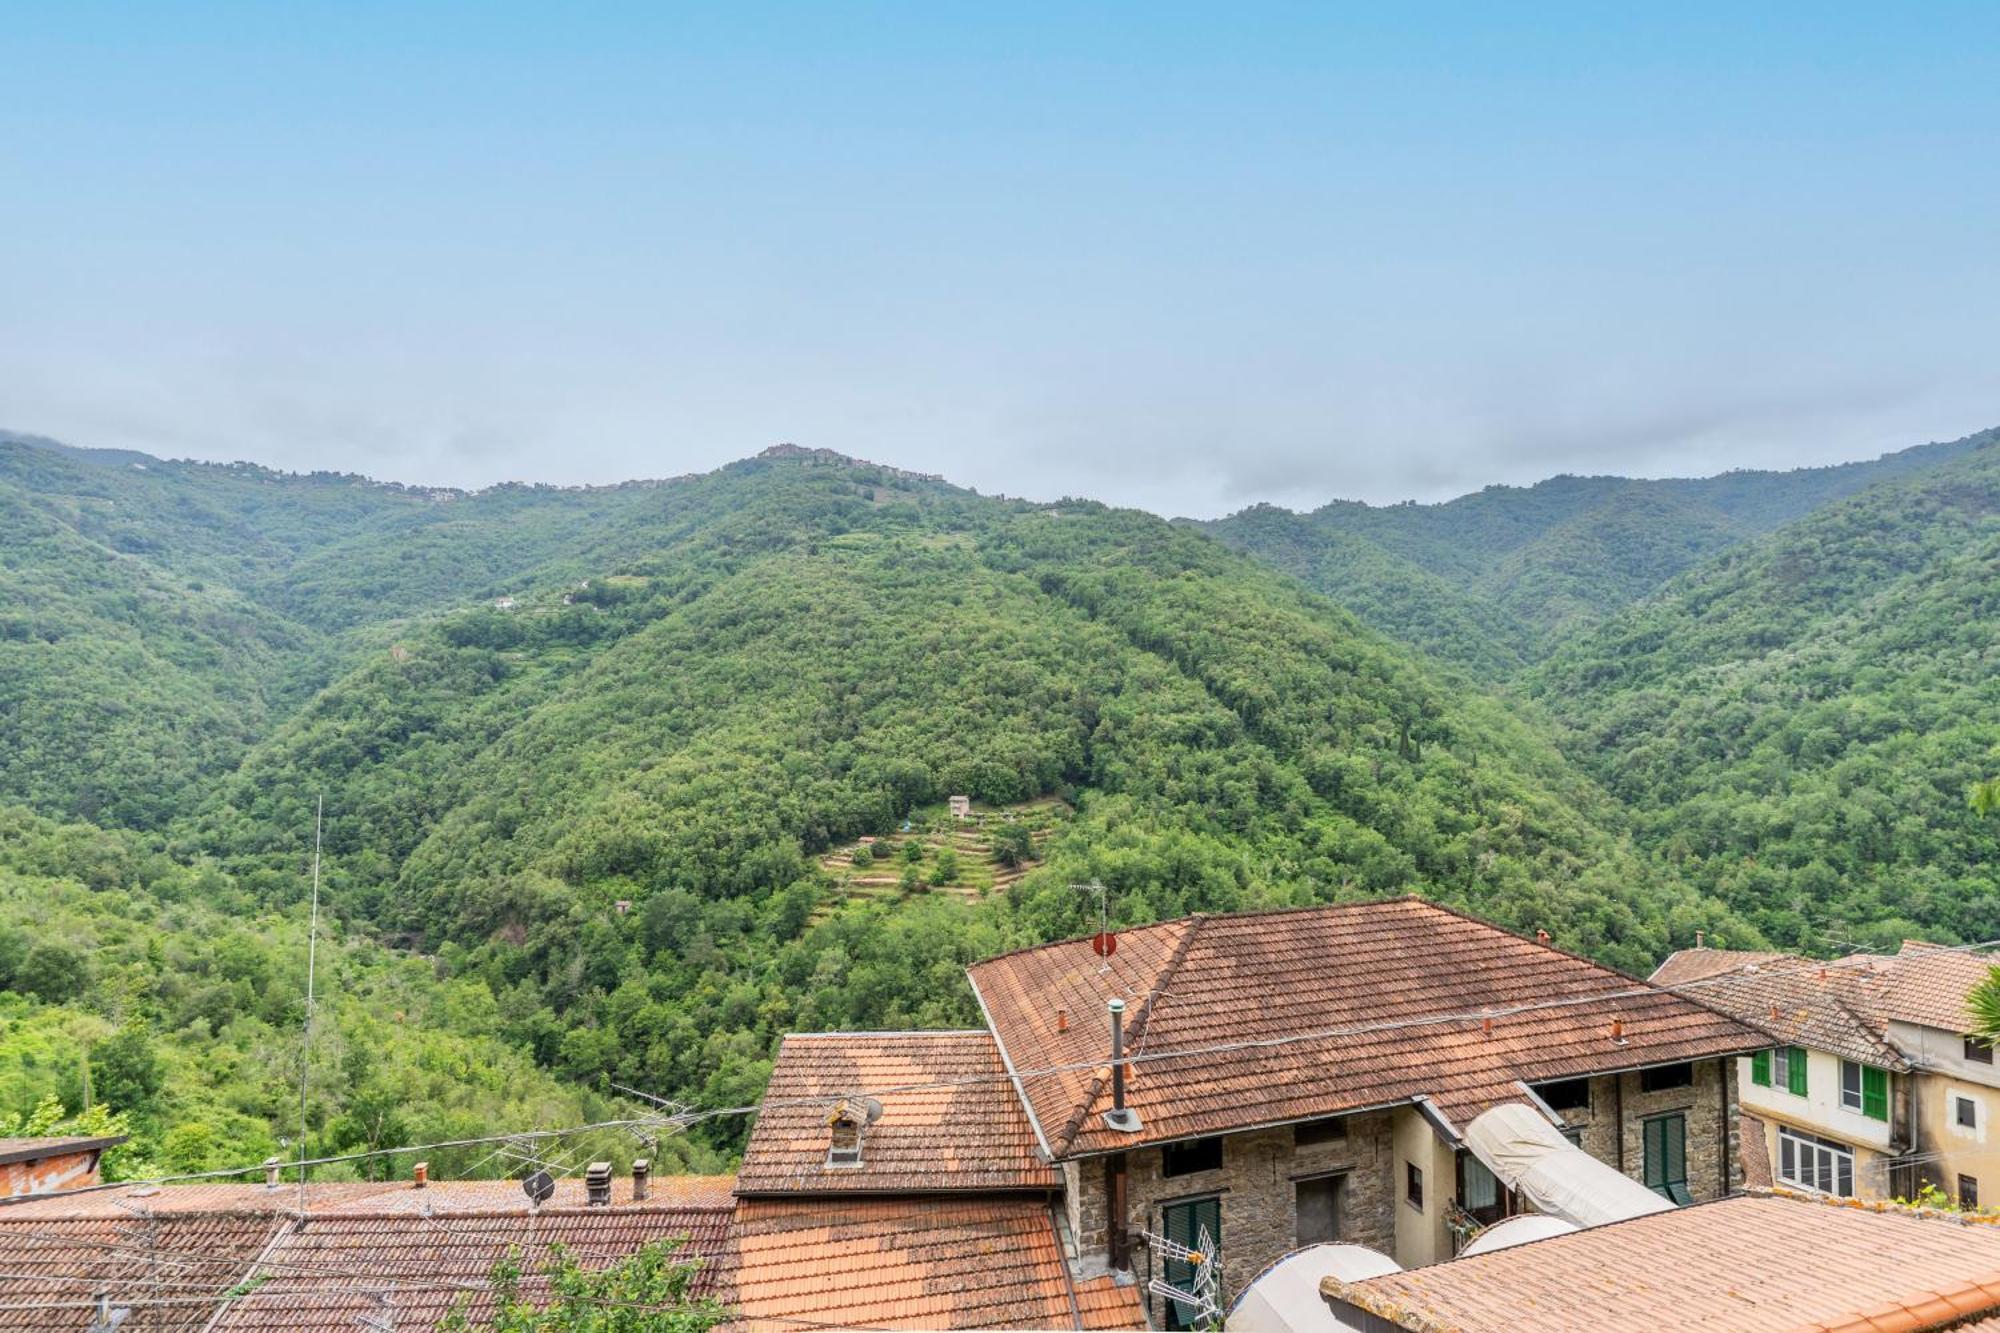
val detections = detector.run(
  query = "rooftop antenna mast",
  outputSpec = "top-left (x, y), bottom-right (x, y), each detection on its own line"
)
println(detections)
top-left (296, 794), bottom-right (324, 1215)
top-left (1071, 880), bottom-right (1112, 972)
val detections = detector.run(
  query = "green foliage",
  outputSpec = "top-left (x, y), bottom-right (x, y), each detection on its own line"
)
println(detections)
top-left (440, 1238), bottom-right (725, 1333)
top-left (930, 847), bottom-right (960, 886)
top-left (1205, 429), bottom-right (1995, 675)
top-left (1531, 439), bottom-right (2000, 948)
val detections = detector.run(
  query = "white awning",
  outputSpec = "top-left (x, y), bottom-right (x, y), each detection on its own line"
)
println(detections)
top-left (1225, 1243), bottom-right (1402, 1333)
top-left (1463, 1102), bottom-right (1675, 1229)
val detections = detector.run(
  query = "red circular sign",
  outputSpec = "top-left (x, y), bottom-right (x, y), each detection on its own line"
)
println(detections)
top-left (1092, 931), bottom-right (1117, 957)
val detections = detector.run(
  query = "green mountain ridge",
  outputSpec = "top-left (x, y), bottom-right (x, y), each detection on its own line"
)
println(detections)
top-left (1202, 428), bottom-right (1995, 672)
top-left (0, 425), bottom-right (1993, 1174)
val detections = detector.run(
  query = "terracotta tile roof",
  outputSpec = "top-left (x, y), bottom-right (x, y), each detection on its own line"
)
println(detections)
top-left (737, 1031), bottom-right (1059, 1195)
top-left (1740, 1112), bottom-right (1773, 1189)
top-left (1650, 948), bottom-right (1788, 985)
top-left (208, 1205), bottom-right (734, 1331)
top-left (0, 1180), bottom-right (391, 1218)
top-left (1073, 1274), bottom-right (1147, 1330)
top-left (0, 1212), bottom-right (282, 1331)
top-left (1655, 955), bottom-right (1910, 1070)
top-left (970, 898), bottom-right (1766, 1156)
top-left (0, 1173), bottom-right (737, 1219)
top-left (730, 1196), bottom-right (1137, 1330)
top-left (1847, 942), bottom-right (2000, 1036)
top-left (1325, 1191), bottom-right (2000, 1332)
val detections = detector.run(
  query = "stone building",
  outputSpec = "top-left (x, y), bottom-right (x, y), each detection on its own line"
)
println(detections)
top-left (967, 899), bottom-right (1762, 1328)
top-left (1656, 939), bottom-right (2000, 1208)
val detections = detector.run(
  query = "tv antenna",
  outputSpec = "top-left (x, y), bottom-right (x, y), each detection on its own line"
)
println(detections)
top-left (1141, 1224), bottom-right (1222, 1329)
top-left (1070, 880), bottom-right (1113, 972)
top-left (296, 794), bottom-right (324, 1214)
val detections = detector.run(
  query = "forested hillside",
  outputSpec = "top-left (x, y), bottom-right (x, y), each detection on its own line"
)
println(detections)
top-left (1531, 436), bottom-right (2000, 947)
top-left (1203, 429), bottom-right (1993, 673)
top-left (0, 437), bottom-right (1743, 1165)
top-left (2, 425), bottom-right (1995, 1173)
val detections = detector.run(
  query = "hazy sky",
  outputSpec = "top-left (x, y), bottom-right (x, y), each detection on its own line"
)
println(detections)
top-left (5, 4), bottom-right (1997, 516)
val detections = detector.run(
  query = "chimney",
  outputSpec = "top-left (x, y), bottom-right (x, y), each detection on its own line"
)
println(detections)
top-left (1102, 999), bottom-right (1142, 1132)
top-left (263, 1157), bottom-right (283, 1190)
top-left (1536, 929), bottom-right (1551, 946)
top-left (1610, 1018), bottom-right (1627, 1045)
top-left (1696, 929), bottom-right (1706, 949)
top-left (632, 1158), bottom-right (650, 1202)
top-left (585, 1162), bottom-right (612, 1207)
top-left (1057, 1007), bottom-right (1069, 1034)
top-left (412, 1162), bottom-right (428, 1190)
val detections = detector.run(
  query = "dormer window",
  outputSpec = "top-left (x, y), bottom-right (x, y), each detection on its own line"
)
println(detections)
top-left (826, 1099), bottom-right (867, 1168)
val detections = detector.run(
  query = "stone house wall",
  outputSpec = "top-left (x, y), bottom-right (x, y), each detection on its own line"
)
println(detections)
top-left (1069, 1111), bottom-right (1397, 1311)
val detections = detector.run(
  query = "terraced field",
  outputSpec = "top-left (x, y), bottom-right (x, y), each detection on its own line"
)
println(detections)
top-left (813, 797), bottom-right (1069, 918)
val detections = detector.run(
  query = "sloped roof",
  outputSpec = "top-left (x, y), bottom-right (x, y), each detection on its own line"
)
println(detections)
top-left (970, 898), bottom-right (1765, 1156)
top-left (736, 1030), bottom-right (1059, 1195)
top-left (1326, 1191), bottom-right (2000, 1332)
top-left (1652, 955), bottom-right (1910, 1070)
top-left (729, 1196), bottom-right (1140, 1330)
top-left (207, 1206), bottom-right (735, 1331)
top-left (0, 1134), bottom-right (125, 1167)
top-left (1850, 941), bottom-right (1999, 1035)
top-left (1650, 947), bottom-right (1788, 985)
top-left (0, 1174), bottom-right (737, 1218)
top-left (0, 1212), bottom-right (283, 1331)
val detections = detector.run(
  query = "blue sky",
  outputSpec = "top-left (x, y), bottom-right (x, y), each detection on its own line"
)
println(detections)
top-left (4, 3), bottom-right (1997, 514)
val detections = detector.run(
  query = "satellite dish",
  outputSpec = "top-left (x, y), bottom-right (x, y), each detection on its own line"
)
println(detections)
top-left (521, 1169), bottom-right (555, 1205)
top-left (862, 1097), bottom-right (884, 1125)
top-left (1093, 931), bottom-right (1118, 957)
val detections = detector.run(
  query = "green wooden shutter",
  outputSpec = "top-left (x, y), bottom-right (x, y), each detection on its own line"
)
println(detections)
top-left (1751, 1049), bottom-right (1771, 1086)
top-left (1644, 1115), bottom-right (1691, 1205)
top-left (1162, 1197), bottom-right (1221, 1330)
top-left (1786, 1046), bottom-right (1809, 1097)
top-left (1862, 1066), bottom-right (1889, 1122)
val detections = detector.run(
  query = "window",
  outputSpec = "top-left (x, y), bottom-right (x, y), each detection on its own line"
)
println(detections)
top-left (1295, 1175), bottom-right (1344, 1245)
top-left (1458, 1152), bottom-right (1506, 1226)
top-left (1405, 1162), bottom-right (1424, 1210)
top-left (1840, 1060), bottom-right (1863, 1112)
top-left (1160, 1197), bottom-right (1221, 1331)
top-left (1162, 1137), bottom-right (1222, 1177)
top-left (1642, 1114), bottom-right (1691, 1205)
top-left (1534, 1078), bottom-right (1592, 1113)
top-left (1860, 1065), bottom-right (1889, 1122)
top-left (1559, 1127), bottom-right (1585, 1148)
top-left (1771, 1046), bottom-right (1809, 1097)
top-left (1967, 1037), bottom-right (1994, 1065)
top-left (1640, 1062), bottom-right (1694, 1093)
top-left (1962, 1175), bottom-right (1981, 1209)
top-left (1957, 1097), bottom-right (1978, 1129)
top-left (1294, 1117), bottom-right (1347, 1148)
top-left (1778, 1128), bottom-right (1856, 1197)
top-left (1750, 1049), bottom-right (1771, 1087)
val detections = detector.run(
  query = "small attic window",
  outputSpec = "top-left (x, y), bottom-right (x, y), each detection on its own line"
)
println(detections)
top-left (826, 1099), bottom-right (868, 1168)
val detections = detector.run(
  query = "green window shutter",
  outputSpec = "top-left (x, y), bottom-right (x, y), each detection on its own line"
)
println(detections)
top-left (1787, 1047), bottom-right (1809, 1097)
top-left (1644, 1115), bottom-right (1690, 1204)
top-left (1863, 1066), bottom-right (1889, 1122)
top-left (1751, 1049), bottom-right (1771, 1087)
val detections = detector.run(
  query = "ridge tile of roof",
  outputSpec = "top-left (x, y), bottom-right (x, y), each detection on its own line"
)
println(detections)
top-left (1328, 1191), bottom-right (2000, 1332)
top-left (736, 1029), bottom-right (1060, 1195)
top-left (971, 898), bottom-right (1768, 1157)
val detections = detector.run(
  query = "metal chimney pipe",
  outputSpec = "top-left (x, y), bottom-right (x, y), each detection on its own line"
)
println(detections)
top-left (1109, 998), bottom-right (1127, 1113)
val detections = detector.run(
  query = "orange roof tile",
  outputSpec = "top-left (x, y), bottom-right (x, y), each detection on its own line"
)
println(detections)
top-left (1655, 955), bottom-right (1910, 1070)
top-left (1740, 1112), bottom-right (1774, 1190)
top-left (971, 898), bottom-right (1766, 1156)
top-left (729, 1196), bottom-right (1136, 1330)
top-left (1650, 948), bottom-right (1788, 985)
top-left (0, 1173), bottom-right (738, 1219)
top-left (1851, 942), bottom-right (2000, 1035)
top-left (1327, 1191), bottom-right (2000, 1332)
top-left (1074, 1273), bottom-right (1147, 1330)
top-left (737, 1031), bottom-right (1060, 1195)
top-left (0, 1212), bottom-right (282, 1331)
top-left (208, 1206), bottom-right (734, 1331)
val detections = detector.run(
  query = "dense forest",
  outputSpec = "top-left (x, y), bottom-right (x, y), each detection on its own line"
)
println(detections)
top-left (0, 427), bottom-right (1993, 1174)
